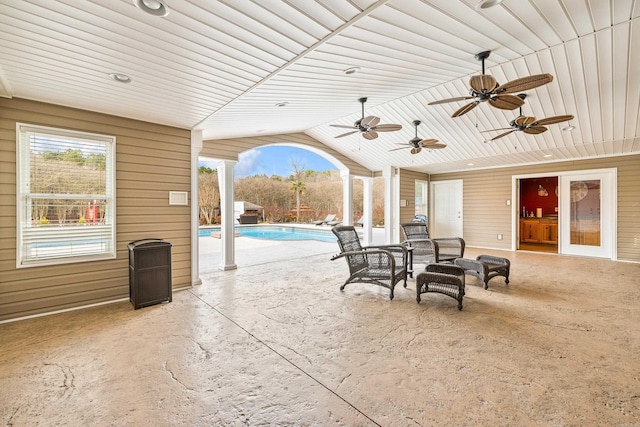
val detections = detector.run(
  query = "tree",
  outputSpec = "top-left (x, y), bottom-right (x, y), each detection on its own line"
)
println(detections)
top-left (198, 168), bottom-right (219, 224)
top-left (290, 180), bottom-right (306, 222)
top-left (289, 159), bottom-right (306, 222)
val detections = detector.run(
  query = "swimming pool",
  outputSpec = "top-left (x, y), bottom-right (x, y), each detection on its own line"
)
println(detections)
top-left (199, 225), bottom-right (338, 243)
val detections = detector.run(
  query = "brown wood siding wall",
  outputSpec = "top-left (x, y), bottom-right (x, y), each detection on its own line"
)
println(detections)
top-left (201, 133), bottom-right (372, 177)
top-left (399, 169), bottom-right (428, 224)
top-left (431, 155), bottom-right (640, 262)
top-left (0, 98), bottom-right (192, 321)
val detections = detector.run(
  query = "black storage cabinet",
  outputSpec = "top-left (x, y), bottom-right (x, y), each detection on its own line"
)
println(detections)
top-left (128, 238), bottom-right (172, 309)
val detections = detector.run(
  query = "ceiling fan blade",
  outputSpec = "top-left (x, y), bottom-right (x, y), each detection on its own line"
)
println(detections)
top-left (418, 139), bottom-right (439, 146)
top-left (513, 115), bottom-right (537, 126)
top-left (374, 124), bottom-right (402, 132)
top-left (334, 130), bottom-right (358, 138)
top-left (362, 130), bottom-right (378, 140)
top-left (411, 147), bottom-right (422, 155)
top-left (330, 124), bottom-right (356, 129)
top-left (469, 74), bottom-right (498, 92)
top-left (388, 146), bottom-right (408, 152)
top-left (427, 96), bottom-right (474, 105)
top-left (489, 94), bottom-right (525, 110)
top-left (360, 115), bottom-right (380, 127)
top-left (495, 73), bottom-right (554, 93)
top-left (523, 126), bottom-right (548, 135)
top-left (490, 129), bottom-right (517, 140)
top-left (479, 127), bottom-right (513, 133)
top-left (425, 143), bottom-right (447, 149)
top-left (533, 114), bottom-right (574, 126)
top-left (452, 101), bottom-right (479, 117)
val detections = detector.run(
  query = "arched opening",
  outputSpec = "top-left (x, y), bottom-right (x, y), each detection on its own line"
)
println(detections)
top-left (196, 142), bottom-right (376, 274)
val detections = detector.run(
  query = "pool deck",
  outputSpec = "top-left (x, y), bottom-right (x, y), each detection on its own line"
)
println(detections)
top-left (198, 223), bottom-right (385, 274)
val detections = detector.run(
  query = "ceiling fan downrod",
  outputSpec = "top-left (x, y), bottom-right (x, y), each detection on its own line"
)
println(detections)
top-left (475, 50), bottom-right (491, 74)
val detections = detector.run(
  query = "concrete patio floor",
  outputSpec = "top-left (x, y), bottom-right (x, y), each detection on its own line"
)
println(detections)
top-left (1, 232), bottom-right (639, 426)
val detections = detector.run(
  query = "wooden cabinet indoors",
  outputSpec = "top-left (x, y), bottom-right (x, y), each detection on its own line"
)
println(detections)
top-left (520, 218), bottom-right (558, 244)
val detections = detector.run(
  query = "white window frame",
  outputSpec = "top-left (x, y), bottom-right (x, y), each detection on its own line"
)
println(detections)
top-left (16, 123), bottom-right (116, 268)
top-left (415, 180), bottom-right (428, 216)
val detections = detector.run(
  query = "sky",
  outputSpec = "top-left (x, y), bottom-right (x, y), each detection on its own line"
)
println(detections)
top-left (200, 146), bottom-right (336, 178)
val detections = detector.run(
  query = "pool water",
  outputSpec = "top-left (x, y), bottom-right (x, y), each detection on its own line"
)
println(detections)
top-left (199, 226), bottom-right (338, 243)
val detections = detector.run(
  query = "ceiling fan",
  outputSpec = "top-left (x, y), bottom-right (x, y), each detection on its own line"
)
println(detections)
top-left (481, 94), bottom-right (574, 141)
top-left (389, 120), bottom-right (446, 154)
top-left (428, 50), bottom-right (554, 118)
top-left (331, 97), bottom-right (402, 140)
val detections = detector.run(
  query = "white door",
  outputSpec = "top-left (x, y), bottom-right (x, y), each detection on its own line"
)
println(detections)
top-left (431, 180), bottom-right (463, 237)
top-left (559, 170), bottom-right (616, 258)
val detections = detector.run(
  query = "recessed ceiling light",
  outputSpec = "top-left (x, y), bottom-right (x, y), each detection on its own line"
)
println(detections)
top-left (275, 102), bottom-right (288, 108)
top-left (475, 0), bottom-right (503, 10)
top-left (543, 154), bottom-right (553, 158)
top-left (108, 73), bottom-right (131, 83)
top-left (133, 0), bottom-right (170, 17)
top-left (562, 125), bottom-right (575, 131)
top-left (343, 67), bottom-right (360, 75)
top-left (467, 163), bottom-right (475, 166)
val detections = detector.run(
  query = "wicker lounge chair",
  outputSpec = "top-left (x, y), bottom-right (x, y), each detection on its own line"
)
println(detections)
top-left (400, 222), bottom-right (465, 265)
top-left (416, 264), bottom-right (466, 310)
top-left (313, 214), bottom-right (336, 226)
top-left (331, 225), bottom-right (408, 300)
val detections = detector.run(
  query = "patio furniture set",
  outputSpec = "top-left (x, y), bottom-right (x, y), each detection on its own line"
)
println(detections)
top-left (331, 223), bottom-right (510, 310)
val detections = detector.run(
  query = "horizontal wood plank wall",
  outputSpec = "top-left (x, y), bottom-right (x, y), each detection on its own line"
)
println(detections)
top-left (0, 98), bottom-right (192, 321)
top-left (430, 155), bottom-right (640, 262)
top-left (399, 169), bottom-right (428, 225)
top-left (201, 133), bottom-right (372, 177)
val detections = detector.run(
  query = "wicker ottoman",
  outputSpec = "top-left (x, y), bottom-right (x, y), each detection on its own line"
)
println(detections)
top-left (454, 255), bottom-right (510, 290)
top-left (416, 264), bottom-right (466, 310)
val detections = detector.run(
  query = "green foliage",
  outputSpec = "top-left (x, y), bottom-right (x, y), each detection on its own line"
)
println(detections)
top-left (43, 148), bottom-right (85, 165)
top-left (199, 165), bottom-right (215, 174)
top-left (85, 153), bottom-right (106, 170)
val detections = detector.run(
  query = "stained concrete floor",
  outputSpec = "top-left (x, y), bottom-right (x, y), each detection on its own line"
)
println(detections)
top-left (1, 232), bottom-right (639, 426)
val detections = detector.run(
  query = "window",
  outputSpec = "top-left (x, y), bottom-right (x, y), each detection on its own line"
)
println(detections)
top-left (415, 180), bottom-right (428, 216)
top-left (16, 123), bottom-right (116, 267)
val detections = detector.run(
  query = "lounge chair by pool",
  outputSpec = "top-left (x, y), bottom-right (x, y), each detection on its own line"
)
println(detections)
top-left (313, 214), bottom-right (336, 226)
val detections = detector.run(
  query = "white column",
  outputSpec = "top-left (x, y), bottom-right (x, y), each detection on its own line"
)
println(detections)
top-left (382, 166), bottom-right (399, 244)
top-left (341, 172), bottom-right (354, 226)
top-left (218, 159), bottom-right (237, 271)
top-left (362, 176), bottom-right (373, 245)
top-left (190, 130), bottom-right (202, 286)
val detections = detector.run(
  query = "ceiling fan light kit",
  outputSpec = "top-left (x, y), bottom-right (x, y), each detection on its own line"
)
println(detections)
top-left (388, 120), bottom-right (445, 154)
top-left (330, 97), bottom-right (402, 140)
top-left (481, 93), bottom-right (575, 141)
top-left (428, 50), bottom-right (554, 118)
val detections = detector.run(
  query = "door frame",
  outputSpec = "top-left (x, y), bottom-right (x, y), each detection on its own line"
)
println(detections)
top-left (511, 168), bottom-right (617, 259)
top-left (559, 169), bottom-right (617, 259)
top-left (430, 179), bottom-right (463, 238)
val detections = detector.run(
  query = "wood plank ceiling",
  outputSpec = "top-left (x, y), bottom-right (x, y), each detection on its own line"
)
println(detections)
top-left (0, 0), bottom-right (638, 174)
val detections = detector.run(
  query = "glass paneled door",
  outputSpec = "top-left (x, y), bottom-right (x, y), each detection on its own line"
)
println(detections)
top-left (559, 170), bottom-right (616, 258)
